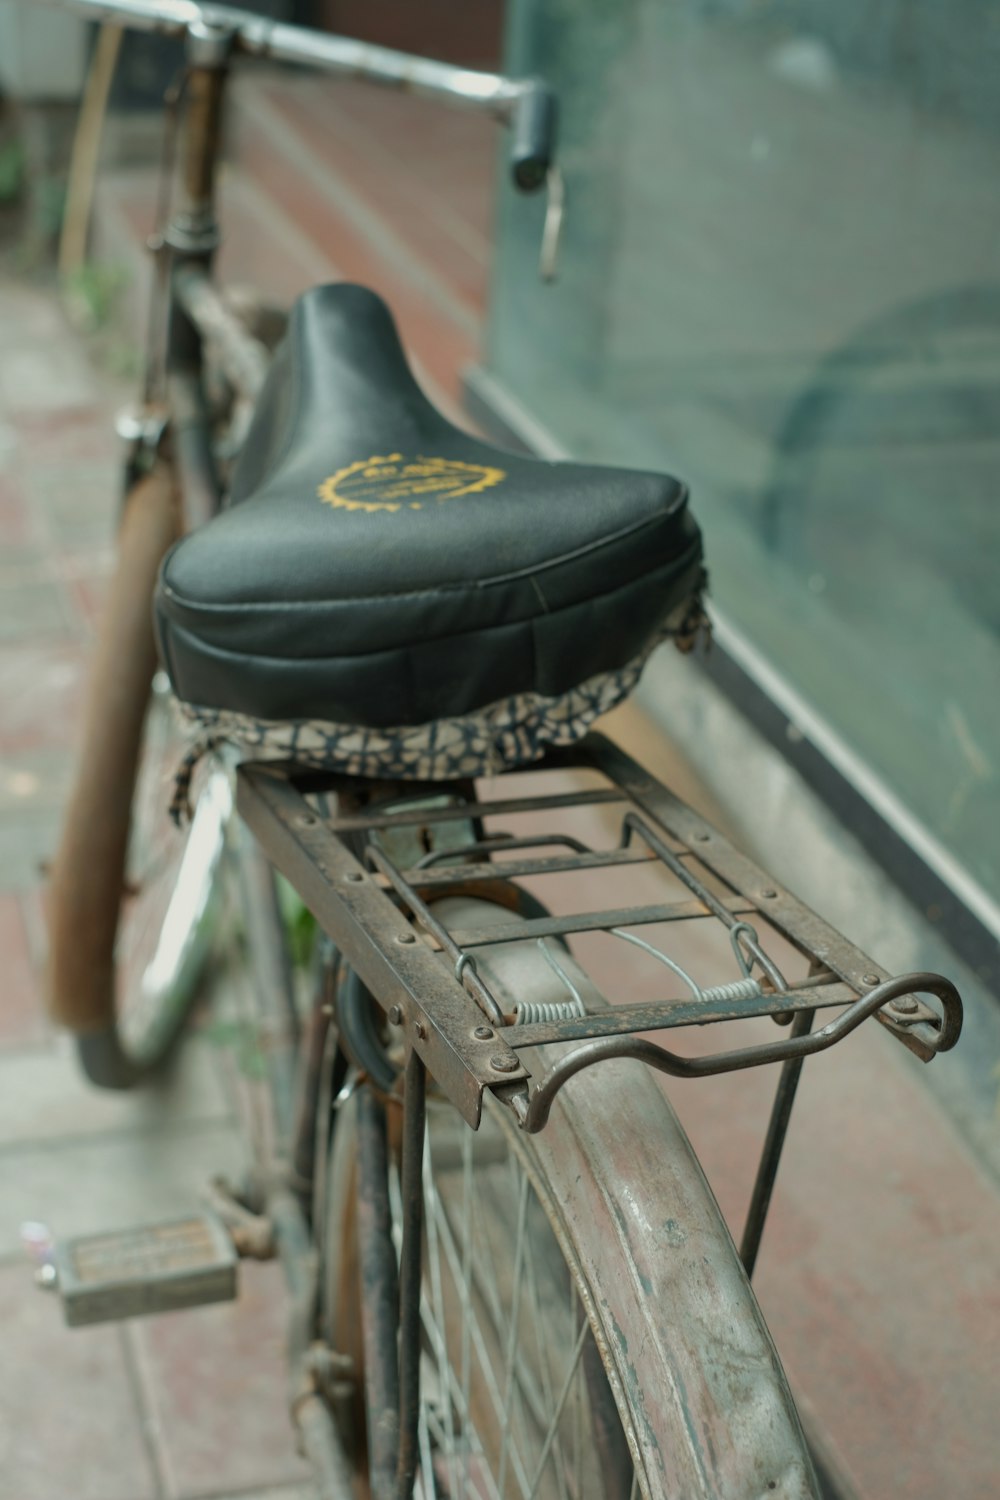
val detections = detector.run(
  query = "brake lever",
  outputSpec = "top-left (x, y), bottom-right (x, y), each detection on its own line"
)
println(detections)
top-left (539, 166), bottom-right (565, 283)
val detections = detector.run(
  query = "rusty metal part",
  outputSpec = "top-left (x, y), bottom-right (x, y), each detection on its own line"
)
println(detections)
top-left (294, 1392), bottom-right (355, 1500)
top-left (336, 967), bottom-right (398, 1096)
top-left (328, 784), bottom-right (623, 835)
top-left (489, 1052), bottom-right (521, 1073)
top-left (407, 841), bottom-right (660, 886)
top-left (179, 60), bottom-right (229, 210)
top-left (268, 1189), bottom-right (357, 1495)
top-left (395, 1051), bottom-right (426, 1500)
top-left (367, 845), bottom-right (507, 1028)
top-left (432, 896), bottom-right (820, 1497)
top-left (222, 286), bottom-right (289, 350)
top-left (173, 265), bottom-right (270, 403)
top-left (444, 893), bottom-right (757, 949)
top-left (128, 38), bottom-right (224, 278)
top-left (304, 1342), bottom-right (354, 1391)
top-left (290, 968), bottom-right (336, 1207)
top-left (739, 1009), bottom-right (815, 1279)
top-left (228, 739), bottom-right (962, 1493)
top-left (502, 982), bottom-right (853, 1047)
top-left (47, 466), bottom-right (179, 1044)
top-left (155, 50), bottom-right (231, 432)
top-left (580, 734), bottom-right (946, 1057)
top-left (266, 1181), bottom-right (354, 1495)
top-left (620, 813), bottom-right (790, 994)
top-left (236, 767), bottom-right (527, 1127)
top-left (255, 1010), bottom-right (357, 1500)
top-left (355, 1089), bottom-right (399, 1500)
top-left (268, 1187), bottom-right (316, 1365)
top-left (413, 831), bottom-right (591, 866)
top-left (239, 735), bottom-right (961, 1132)
top-left (204, 1176), bottom-right (275, 1259)
top-left (518, 972), bottom-right (962, 1135)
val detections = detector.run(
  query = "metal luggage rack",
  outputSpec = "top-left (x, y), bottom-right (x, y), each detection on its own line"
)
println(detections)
top-left (236, 732), bottom-right (963, 1129)
top-left (238, 733), bottom-right (962, 1272)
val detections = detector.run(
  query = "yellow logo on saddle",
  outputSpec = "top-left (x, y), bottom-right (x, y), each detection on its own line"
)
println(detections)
top-left (318, 454), bottom-right (505, 513)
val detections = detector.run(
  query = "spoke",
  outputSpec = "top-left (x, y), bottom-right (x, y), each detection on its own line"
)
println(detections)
top-left (522, 1225), bottom-right (571, 1500)
top-left (424, 1404), bottom-right (504, 1500)
top-left (571, 1313), bottom-right (583, 1499)
top-left (526, 1319), bottom-right (590, 1500)
top-left (461, 1125), bottom-right (475, 1499)
top-left (629, 1469), bottom-right (639, 1500)
top-left (499, 1155), bottom-right (565, 1434)
top-left (467, 1155), bottom-right (510, 1331)
top-left (497, 1170), bottom-right (531, 1500)
top-left (442, 1156), bottom-right (571, 1500)
top-left (421, 1140), bottom-right (534, 1500)
top-left (419, 1138), bottom-right (461, 1490)
top-left (395, 1155), bottom-right (474, 1496)
top-left (417, 1406), bottom-right (439, 1500)
top-left (397, 1106), bottom-right (627, 1500)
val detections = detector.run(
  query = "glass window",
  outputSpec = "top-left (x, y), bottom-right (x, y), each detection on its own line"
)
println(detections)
top-left (487, 0), bottom-right (1000, 898)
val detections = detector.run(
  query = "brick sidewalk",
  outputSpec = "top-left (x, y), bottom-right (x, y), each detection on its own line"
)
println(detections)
top-left (0, 276), bottom-right (315, 1500)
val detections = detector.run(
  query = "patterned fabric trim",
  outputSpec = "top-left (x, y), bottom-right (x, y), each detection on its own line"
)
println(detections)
top-left (171, 590), bottom-right (709, 820)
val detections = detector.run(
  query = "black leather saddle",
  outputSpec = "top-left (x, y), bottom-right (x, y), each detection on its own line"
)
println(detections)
top-left (154, 284), bottom-right (703, 730)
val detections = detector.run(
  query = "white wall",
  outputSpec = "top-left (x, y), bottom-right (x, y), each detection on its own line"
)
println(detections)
top-left (0, 2), bottom-right (87, 100)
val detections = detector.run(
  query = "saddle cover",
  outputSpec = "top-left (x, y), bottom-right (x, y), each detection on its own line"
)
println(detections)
top-left (154, 285), bottom-right (706, 781)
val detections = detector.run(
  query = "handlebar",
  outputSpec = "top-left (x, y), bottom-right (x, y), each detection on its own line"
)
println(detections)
top-left (510, 82), bottom-right (559, 192)
top-left (27, 0), bottom-right (557, 191)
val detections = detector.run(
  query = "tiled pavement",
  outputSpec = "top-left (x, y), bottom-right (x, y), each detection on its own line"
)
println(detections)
top-left (0, 277), bottom-right (315, 1500)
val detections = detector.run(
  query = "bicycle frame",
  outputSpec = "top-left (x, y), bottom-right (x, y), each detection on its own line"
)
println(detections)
top-left (135, 103), bottom-right (963, 1470)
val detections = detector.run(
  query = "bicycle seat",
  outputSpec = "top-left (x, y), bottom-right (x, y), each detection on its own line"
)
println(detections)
top-left (155, 284), bottom-right (705, 779)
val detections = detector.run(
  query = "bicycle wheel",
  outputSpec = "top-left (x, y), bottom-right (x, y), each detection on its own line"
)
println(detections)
top-left (47, 465), bottom-right (230, 1087)
top-left (325, 894), bottom-right (819, 1500)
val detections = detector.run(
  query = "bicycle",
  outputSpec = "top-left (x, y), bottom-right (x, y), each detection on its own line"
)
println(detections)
top-left (29, 4), bottom-right (963, 1498)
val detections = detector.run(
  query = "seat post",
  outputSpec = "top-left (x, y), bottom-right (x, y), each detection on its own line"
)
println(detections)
top-left (163, 20), bottom-right (234, 382)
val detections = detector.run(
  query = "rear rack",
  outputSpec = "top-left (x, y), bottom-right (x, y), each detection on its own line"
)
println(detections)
top-left (237, 732), bottom-right (961, 1109)
top-left (237, 732), bottom-right (961, 1276)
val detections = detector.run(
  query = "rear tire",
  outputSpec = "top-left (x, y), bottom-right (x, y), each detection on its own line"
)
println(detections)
top-left (324, 895), bottom-right (819, 1499)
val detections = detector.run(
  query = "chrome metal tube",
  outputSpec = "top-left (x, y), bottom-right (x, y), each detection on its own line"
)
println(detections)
top-left (236, 16), bottom-right (525, 117)
top-left (395, 1050), bottom-right (426, 1500)
top-left (27, 1), bottom-right (202, 38)
top-left (28, 0), bottom-right (529, 118)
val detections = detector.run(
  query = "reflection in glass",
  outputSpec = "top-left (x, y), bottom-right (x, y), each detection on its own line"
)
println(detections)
top-left (488, 0), bottom-right (1000, 895)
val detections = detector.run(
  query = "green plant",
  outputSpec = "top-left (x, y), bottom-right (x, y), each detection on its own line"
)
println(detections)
top-left (201, 1018), bottom-right (268, 1080)
top-left (0, 139), bottom-right (25, 202)
top-left (61, 260), bottom-right (127, 331)
top-left (276, 873), bottom-right (318, 969)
